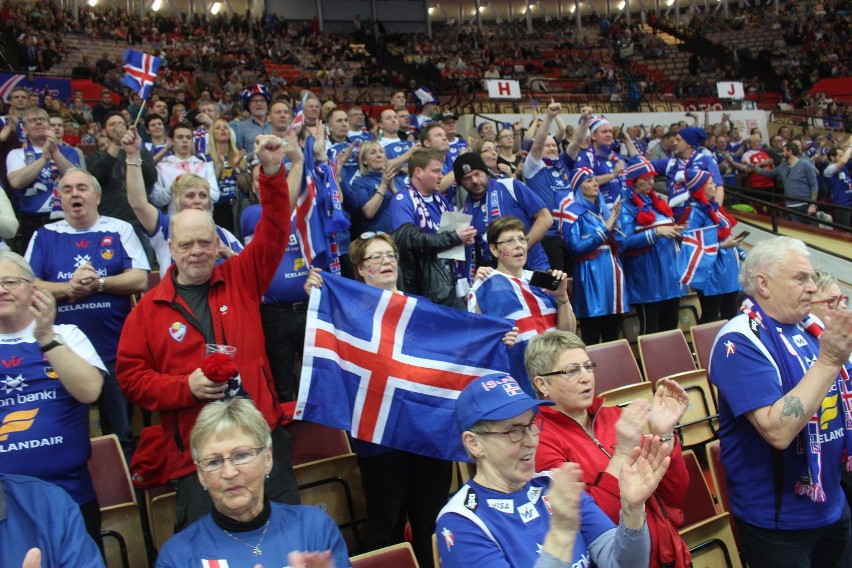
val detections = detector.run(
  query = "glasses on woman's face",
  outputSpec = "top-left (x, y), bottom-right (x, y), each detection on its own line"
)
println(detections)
top-left (539, 362), bottom-right (597, 381)
top-left (476, 416), bottom-right (543, 444)
top-left (364, 251), bottom-right (399, 264)
top-left (196, 447), bottom-right (265, 472)
top-left (811, 296), bottom-right (848, 310)
top-left (495, 235), bottom-right (529, 247)
top-left (0, 277), bottom-right (32, 291)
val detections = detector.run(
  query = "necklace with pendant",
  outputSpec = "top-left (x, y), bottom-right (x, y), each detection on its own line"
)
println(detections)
top-left (223, 518), bottom-right (270, 556)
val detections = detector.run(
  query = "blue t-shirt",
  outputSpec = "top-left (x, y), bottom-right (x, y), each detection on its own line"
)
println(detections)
top-left (575, 147), bottom-right (628, 206)
top-left (436, 475), bottom-right (646, 568)
top-left (709, 314), bottom-right (849, 530)
top-left (350, 171), bottom-right (407, 234)
top-left (447, 136), bottom-right (469, 163)
top-left (0, 474), bottom-right (105, 568)
top-left (156, 502), bottom-right (351, 568)
top-left (523, 154), bottom-right (572, 237)
top-left (25, 217), bottom-right (150, 363)
top-left (826, 164), bottom-right (852, 208)
top-left (0, 322), bottom-right (105, 504)
top-left (241, 205), bottom-right (309, 304)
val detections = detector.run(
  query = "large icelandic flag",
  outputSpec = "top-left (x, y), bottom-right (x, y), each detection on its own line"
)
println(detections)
top-left (295, 275), bottom-right (513, 461)
top-left (677, 225), bottom-right (719, 287)
top-left (121, 50), bottom-right (162, 100)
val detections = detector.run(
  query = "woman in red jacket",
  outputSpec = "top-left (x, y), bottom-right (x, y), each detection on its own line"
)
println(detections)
top-left (528, 330), bottom-right (693, 568)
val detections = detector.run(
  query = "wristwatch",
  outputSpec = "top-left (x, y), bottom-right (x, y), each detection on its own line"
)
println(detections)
top-left (97, 277), bottom-right (105, 292)
top-left (39, 334), bottom-right (65, 353)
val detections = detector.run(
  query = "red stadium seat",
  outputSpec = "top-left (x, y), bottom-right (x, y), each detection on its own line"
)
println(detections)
top-left (351, 542), bottom-right (419, 568)
top-left (690, 320), bottom-right (727, 370)
top-left (638, 329), bottom-right (697, 384)
top-left (587, 338), bottom-right (645, 391)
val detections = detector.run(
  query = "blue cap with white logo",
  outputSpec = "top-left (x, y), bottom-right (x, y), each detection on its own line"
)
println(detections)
top-left (456, 373), bottom-right (555, 432)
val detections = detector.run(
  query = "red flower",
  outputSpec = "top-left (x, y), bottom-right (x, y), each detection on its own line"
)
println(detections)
top-left (201, 353), bottom-right (238, 383)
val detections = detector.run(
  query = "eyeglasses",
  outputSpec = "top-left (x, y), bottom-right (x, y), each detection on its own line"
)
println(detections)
top-left (811, 296), bottom-right (848, 310)
top-left (359, 231), bottom-right (387, 240)
top-left (196, 447), bottom-right (266, 472)
top-left (364, 251), bottom-right (400, 264)
top-left (539, 362), bottom-right (597, 381)
top-left (495, 235), bottom-right (529, 246)
top-left (477, 416), bottom-right (544, 443)
top-left (0, 277), bottom-right (32, 291)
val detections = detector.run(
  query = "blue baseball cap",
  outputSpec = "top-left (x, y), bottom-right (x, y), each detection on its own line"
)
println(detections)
top-left (456, 374), bottom-right (555, 432)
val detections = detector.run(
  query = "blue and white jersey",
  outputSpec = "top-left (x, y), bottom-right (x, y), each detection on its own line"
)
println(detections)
top-left (379, 137), bottom-right (413, 161)
top-left (436, 475), bottom-right (647, 568)
top-left (0, 322), bottom-right (105, 505)
top-left (650, 151), bottom-right (723, 219)
top-left (148, 210), bottom-right (243, 279)
top-left (523, 154), bottom-right (572, 237)
top-left (241, 205), bottom-right (309, 304)
top-left (826, 163), bottom-right (852, 208)
top-left (6, 144), bottom-right (82, 216)
top-left (709, 314), bottom-right (850, 530)
top-left (328, 140), bottom-right (360, 188)
top-left (447, 136), bottom-right (469, 163)
top-left (462, 177), bottom-right (549, 270)
top-left (575, 147), bottom-right (629, 206)
top-left (143, 141), bottom-right (170, 158)
top-left (25, 216), bottom-right (150, 363)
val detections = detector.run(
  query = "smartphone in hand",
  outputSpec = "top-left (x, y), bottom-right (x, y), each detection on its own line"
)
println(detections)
top-left (529, 270), bottom-right (561, 291)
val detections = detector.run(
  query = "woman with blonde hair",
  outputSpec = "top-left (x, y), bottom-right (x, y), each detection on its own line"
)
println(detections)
top-left (123, 126), bottom-right (244, 277)
top-left (350, 141), bottom-right (405, 234)
top-left (208, 118), bottom-right (250, 235)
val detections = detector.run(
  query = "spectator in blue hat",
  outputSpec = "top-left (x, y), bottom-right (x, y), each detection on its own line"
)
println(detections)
top-left (435, 373), bottom-right (666, 568)
top-left (231, 84), bottom-right (273, 160)
top-left (648, 126), bottom-right (723, 220)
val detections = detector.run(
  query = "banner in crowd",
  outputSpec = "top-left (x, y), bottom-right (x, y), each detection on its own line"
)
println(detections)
top-left (0, 74), bottom-right (71, 102)
top-left (295, 275), bottom-right (513, 462)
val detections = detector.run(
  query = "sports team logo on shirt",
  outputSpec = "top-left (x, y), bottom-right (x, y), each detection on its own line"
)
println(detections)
top-left (0, 408), bottom-right (39, 441)
top-left (1, 374), bottom-right (26, 394)
top-left (101, 236), bottom-right (113, 246)
top-left (101, 249), bottom-right (114, 260)
top-left (44, 367), bottom-right (58, 379)
top-left (441, 527), bottom-right (455, 550)
top-left (724, 340), bottom-right (736, 357)
top-left (168, 322), bottom-right (187, 343)
top-left (464, 487), bottom-right (478, 511)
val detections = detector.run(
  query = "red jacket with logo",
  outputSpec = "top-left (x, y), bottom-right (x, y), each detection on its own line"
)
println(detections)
top-left (535, 399), bottom-right (692, 568)
top-left (116, 168), bottom-right (291, 480)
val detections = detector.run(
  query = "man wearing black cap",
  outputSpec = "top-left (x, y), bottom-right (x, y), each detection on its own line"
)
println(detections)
top-left (454, 152), bottom-right (552, 274)
top-left (649, 126), bottom-right (723, 219)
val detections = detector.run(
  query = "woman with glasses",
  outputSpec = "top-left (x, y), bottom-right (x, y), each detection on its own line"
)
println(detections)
top-left (811, 270), bottom-right (849, 324)
top-left (304, 231), bottom-right (468, 567)
top-left (156, 398), bottom-right (349, 568)
top-left (527, 331), bottom-right (693, 568)
top-left (436, 372), bottom-right (665, 568)
top-left (496, 128), bottom-right (524, 179)
top-left (475, 139), bottom-right (512, 179)
top-left (350, 141), bottom-right (406, 234)
top-left (469, 216), bottom-right (575, 396)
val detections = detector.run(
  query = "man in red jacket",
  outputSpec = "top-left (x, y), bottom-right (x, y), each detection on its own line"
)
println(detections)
top-left (116, 134), bottom-right (299, 531)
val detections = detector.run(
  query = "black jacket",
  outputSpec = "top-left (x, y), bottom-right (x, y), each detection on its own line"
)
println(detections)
top-left (392, 223), bottom-right (464, 309)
